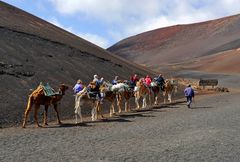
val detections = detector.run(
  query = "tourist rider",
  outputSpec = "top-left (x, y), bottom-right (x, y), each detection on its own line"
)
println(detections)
top-left (73, 79), bottom-right (84, 94)
top-left (154, 74), bottom-right (165, 90)
top-left (92, 74), bottom-right (104, 103)
top-left (112, 76), bottom-right (119, 85)
top-left (144, 75), bottom-right (152, 87)
top-left (130, 74), bottom-right (139, 88)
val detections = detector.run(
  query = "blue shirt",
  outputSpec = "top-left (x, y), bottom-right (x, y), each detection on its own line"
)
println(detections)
top-left (73, 83), bottom-right (83, 93)
top-left (112, 79), bottom-right (117, 85)
top-left (184, 87), bottom-right (194, 97)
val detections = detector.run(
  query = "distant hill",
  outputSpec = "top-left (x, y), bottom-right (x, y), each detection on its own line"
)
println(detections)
top-left (0, 1), bottom-right (153, 127)
top-left (108, 14), bottom-right (240, 74)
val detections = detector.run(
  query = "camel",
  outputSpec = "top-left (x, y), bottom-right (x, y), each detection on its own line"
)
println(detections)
top-left (162, 79), bottom-right (178, 103)
top-left (98, 83), bottom-right (117, 117)
top-left (114, 81), bottom-right (134, 113)
top-left (74, 83), bottom-right (101, 123)
top-left (22, 84), bottom-right (68, 128)
top-left (116, 87), bottom-right (135, 113)
top-left (150, 82), bottom-right (161, 105)
top-left (134, 79), bottom-right (151, 109)
top-left (99, 82), bottom-right (134, 116)
top-left (99, 82), bottom-right (125, 116)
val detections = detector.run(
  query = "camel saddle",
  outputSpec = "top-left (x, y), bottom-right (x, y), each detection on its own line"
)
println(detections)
top-left (39, 82), bottom-right (59, 96)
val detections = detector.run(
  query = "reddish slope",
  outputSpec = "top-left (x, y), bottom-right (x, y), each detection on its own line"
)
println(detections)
top-left (108, 14), bottom-right (240, 67)
top-left (185, 49), bottom-right (240, 74)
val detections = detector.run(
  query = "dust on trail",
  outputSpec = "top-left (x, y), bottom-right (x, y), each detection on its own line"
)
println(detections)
top-left (1, 91), bottom-right (240, 162)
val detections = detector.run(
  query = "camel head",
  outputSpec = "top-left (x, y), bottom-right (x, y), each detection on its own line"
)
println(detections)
top-left (59, 84), bottom-right (69, 95)
top-left (99, 84), bottom-right (108, 93)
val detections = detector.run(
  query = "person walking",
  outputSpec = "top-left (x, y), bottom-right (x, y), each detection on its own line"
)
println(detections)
top-left (184, 84), bottom-right (195, 108)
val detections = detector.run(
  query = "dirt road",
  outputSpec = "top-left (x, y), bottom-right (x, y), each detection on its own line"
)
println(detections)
top-left (1, 91), bottom-right (240, 162)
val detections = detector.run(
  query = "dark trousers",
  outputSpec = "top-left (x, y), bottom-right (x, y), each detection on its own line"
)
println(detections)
top-left (186, 96), bottom-right (193, 107)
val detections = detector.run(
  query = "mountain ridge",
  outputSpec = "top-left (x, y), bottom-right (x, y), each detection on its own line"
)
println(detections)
top-left (0, 1), bottom-right (153, 127)
top-left (108, 13), bottom-right (240, 65)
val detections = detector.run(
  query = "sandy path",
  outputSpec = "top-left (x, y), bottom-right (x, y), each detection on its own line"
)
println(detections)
top-left (1, 91), bottom-right (240, 162)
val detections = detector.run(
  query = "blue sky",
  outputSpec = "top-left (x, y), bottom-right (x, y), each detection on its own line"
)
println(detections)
top-left (2, 0), bottom-right (240, 48)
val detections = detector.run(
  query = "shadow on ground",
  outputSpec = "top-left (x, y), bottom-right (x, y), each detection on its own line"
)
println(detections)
top-left (22, 100), bottom-right (192, 129)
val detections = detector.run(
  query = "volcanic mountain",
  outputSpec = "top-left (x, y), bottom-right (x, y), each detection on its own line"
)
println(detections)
top-left (108, 14), bottom-right (240, 78)
top-left (0, 1), bottom-right (153, 127)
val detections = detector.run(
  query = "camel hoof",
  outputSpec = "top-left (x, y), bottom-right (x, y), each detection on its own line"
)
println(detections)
top-left (58, 121), bottom-right (62, 125)
top-left (35, 124), bottom-right (42, 128)
top-left (22, 125), bottom-right (26, 128)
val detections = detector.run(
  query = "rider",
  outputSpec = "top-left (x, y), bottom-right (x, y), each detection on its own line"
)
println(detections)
top-left (73, 79), bottom-right (84, 94)
top-left (112, 76), bottom-right (119, 85)
top-left (92, 74), bottom-right (104, 103)
top-left (154, 74), bottom-right (165, 90)
top-left (144, 75), bottom-right (152, 87)
top-left (93, 74), bottom-right (104, 86)
top-left (130, 74), bottom-right (139, 88)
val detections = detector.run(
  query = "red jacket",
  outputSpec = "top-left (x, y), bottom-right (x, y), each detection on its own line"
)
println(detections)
top-left (145, 77), bottom-right (152, 86)
top-left (131, 76), bottom-right (139, 83)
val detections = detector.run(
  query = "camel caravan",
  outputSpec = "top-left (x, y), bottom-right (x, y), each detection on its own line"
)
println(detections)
top-left (22, 74), bottom-right (178, 128)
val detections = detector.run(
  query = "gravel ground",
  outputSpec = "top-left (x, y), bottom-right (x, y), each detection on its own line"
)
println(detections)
top-left (1, 91), bottom-right (240, 162)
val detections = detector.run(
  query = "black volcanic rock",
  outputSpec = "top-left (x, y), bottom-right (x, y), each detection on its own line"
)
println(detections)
top-left (0, 1), bottom-right (153, 127)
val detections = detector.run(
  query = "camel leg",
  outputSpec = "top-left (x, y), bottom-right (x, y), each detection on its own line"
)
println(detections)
top-left (94, 106), bottom-right (97, 121)
top-left (43, 105), bottom-right (49, 126)
top-left (91, 107), bottom-right (95, 121)
top-left (154, 94), bottom-right (158, 105)
top-left (163, 92), bottom-right (167, 104)
top-left (53, 104), bottom-right (62, 125)
top-left (78, 107), bottom-right (83, 123)
top-left (125, 101), bottom-right (128, 112)
top-left (95, 102), bottom-right (100, 120)
top-left (110, 102), bottom-right (114, 117)
top-left (74, 95), bottom-right (82, 123)
top-left (112, 103), bottom-right (116, 114)
top-left (164, 97), bottom-right (166, 104)
top-left (98, 104), bottom-right (104, 119)
top-left (75, 113), bottom-right (78, 124)
top-left (75, 106), bottom-right (82, 124)
top-left (128, 100), bottom-right (131, 112)
top-left (135, 95), bottom-right (140, 109)
top-left (168, 93), bottom-right (172, 103)
top-left (148, 94), bottom-right (152, 106)
top-left (22, 103), bottom-right (32, 128)
top-left (91, 102), bottom-right (98, 121)
top-left (34, 105), bottom-right (41, 128)
top-left (117, 95), bottom-right (122, 113)
top-left (142, 96), bottom-right (146, 108)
